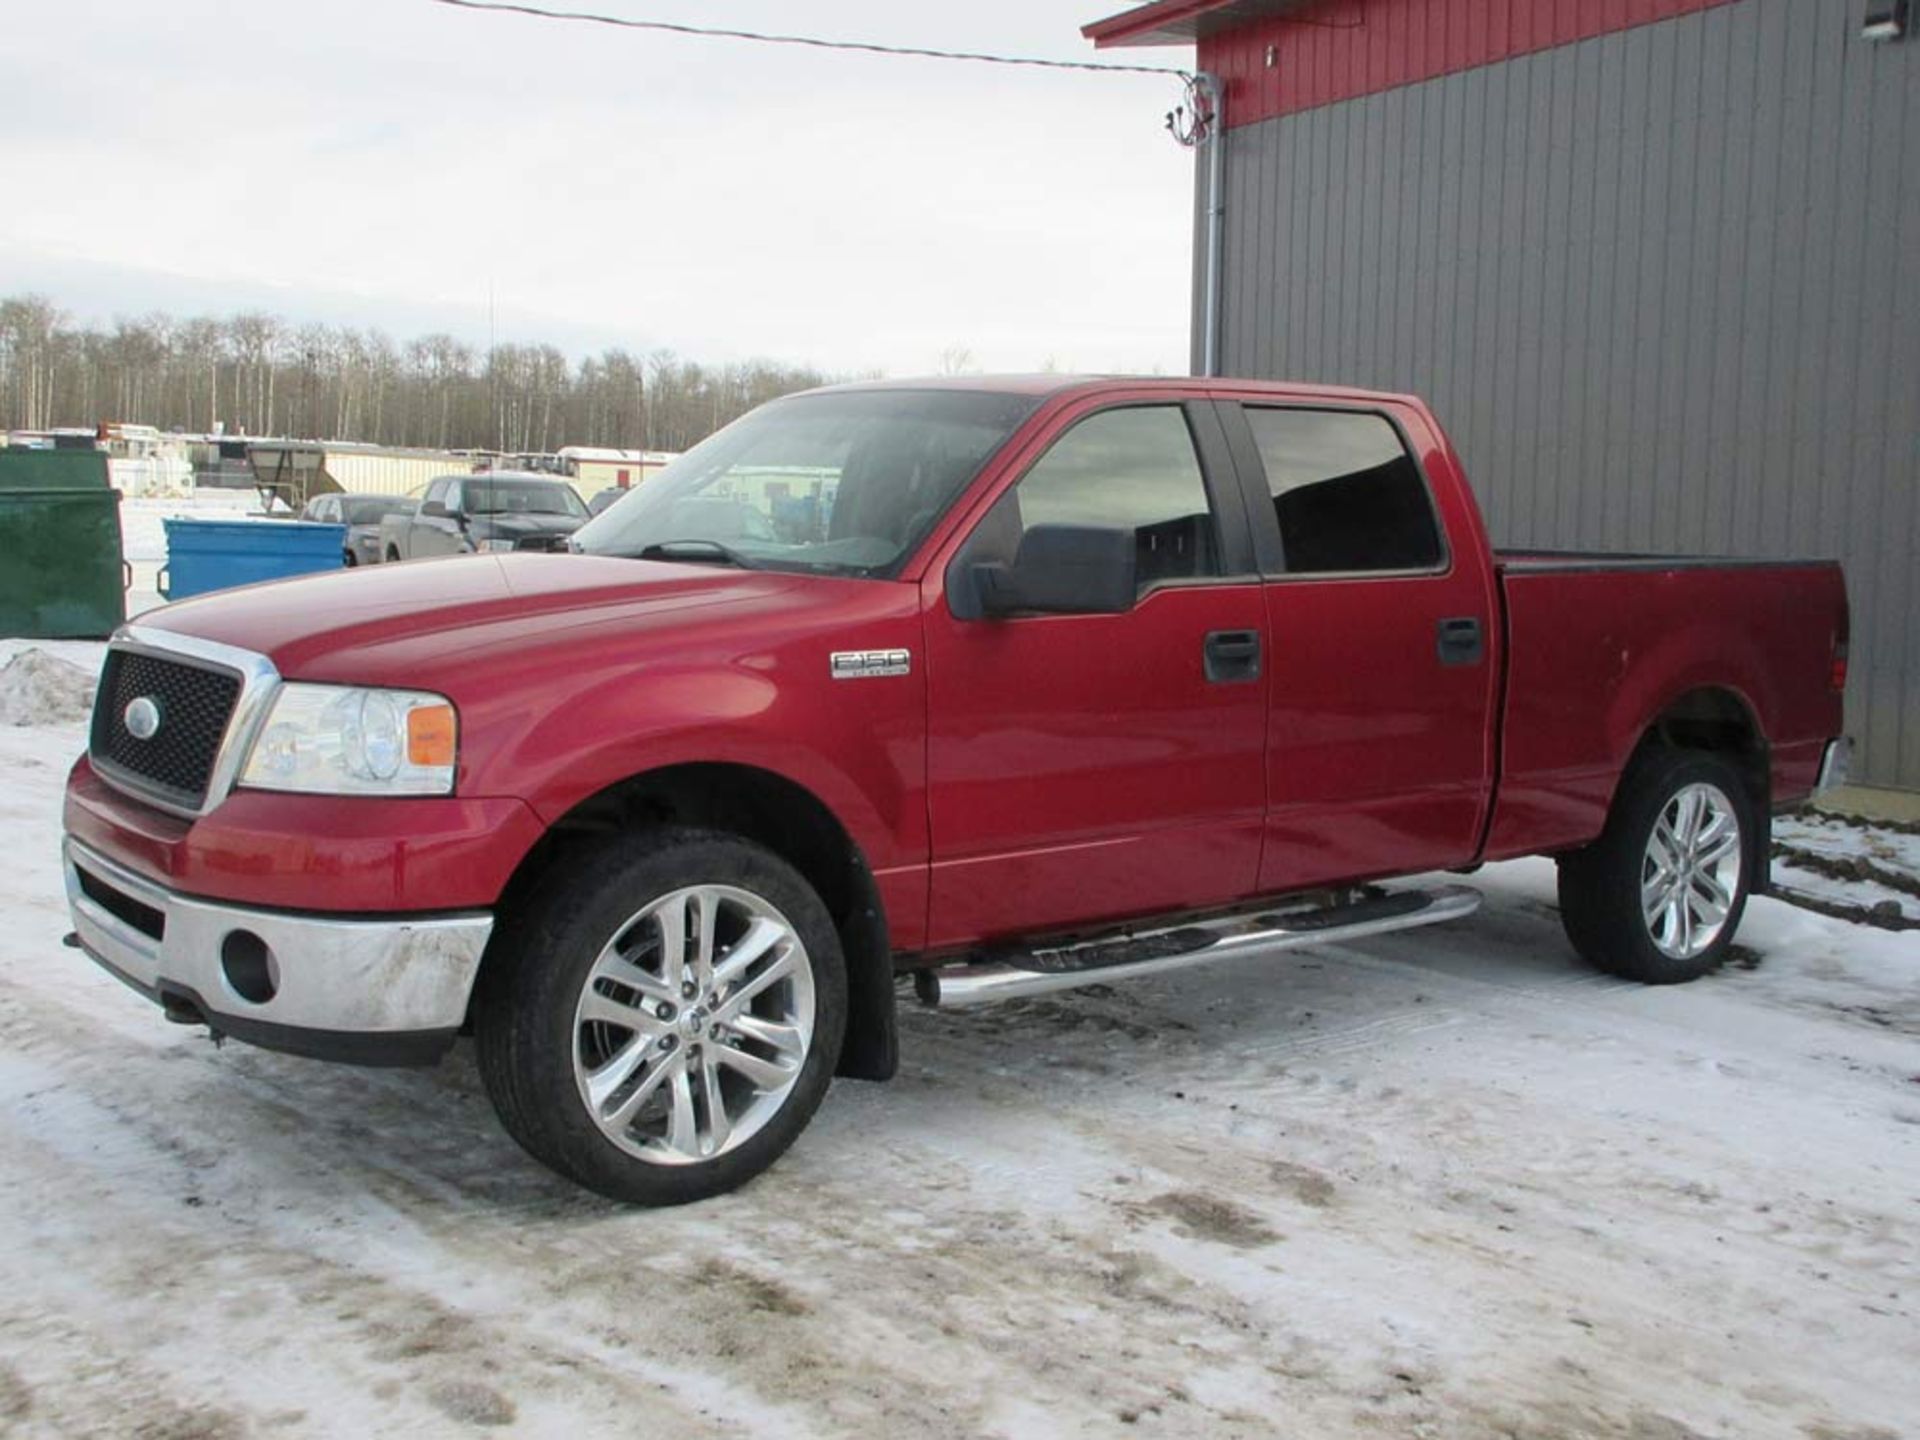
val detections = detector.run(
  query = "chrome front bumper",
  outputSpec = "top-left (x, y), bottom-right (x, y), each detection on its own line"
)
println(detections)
top-left (63, 838), bottom-right (493, 1066)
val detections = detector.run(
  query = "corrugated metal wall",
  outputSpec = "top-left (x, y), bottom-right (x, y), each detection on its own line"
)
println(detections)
top-left (1211, 0), bottom-right (1920, 790)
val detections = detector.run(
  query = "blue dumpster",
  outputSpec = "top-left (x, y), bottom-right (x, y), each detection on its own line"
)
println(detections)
top-left (158, 517), bottom-right (348, 601)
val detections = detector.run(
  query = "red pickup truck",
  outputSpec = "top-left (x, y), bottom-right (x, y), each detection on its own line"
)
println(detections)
top-left (62, 377), bottom-right (1849, 1204)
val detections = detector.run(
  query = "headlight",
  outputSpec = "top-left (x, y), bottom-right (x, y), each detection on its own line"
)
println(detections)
top-left (239, 684), bottom-right (458, 796)
top-left (474, 538), bottom-right (516, 554)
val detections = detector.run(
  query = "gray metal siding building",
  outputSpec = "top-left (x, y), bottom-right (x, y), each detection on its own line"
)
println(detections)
top-left (1099, 0), bottom-right (1919, 790)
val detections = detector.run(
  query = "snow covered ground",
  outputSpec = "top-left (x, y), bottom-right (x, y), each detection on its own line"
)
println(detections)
top-left (0, 642), bottom-right (1914, 1440)
top-left (1775, 812), bottom-right (1920, 929)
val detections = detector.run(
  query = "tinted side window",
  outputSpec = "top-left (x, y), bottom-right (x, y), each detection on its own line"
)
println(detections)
top-left (423, 478), bottom-right (450, 508)
top-left (989, 406), bottom-right (1221, 589)
top-left (1245, 409), bottom-right (1442, 574)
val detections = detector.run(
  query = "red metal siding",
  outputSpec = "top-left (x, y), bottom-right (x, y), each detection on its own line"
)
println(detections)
top-left (1189, 0), bottom-right (1740, 126)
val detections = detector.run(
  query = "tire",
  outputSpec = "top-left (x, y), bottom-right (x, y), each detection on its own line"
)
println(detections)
top-left (1557, 747), bottom-right (1755, 984)
top-left (385, 547), bottom-right (401, 563)
top-left (343, 551), bottom-right (358, 568)
top-left (474, 827), bottom-right (847, 1205)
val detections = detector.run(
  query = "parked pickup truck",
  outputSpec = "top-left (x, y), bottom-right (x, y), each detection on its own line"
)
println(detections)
top-left (62, 378), bottom-right (1849, 1205)
top-left (379, 470), bottom-right (588, 561)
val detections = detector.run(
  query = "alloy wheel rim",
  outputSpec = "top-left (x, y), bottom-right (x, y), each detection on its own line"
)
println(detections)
top-left (572, 884), bottom-right (814, 1166)
top-left (1641, 782), bottom-right (1742, 960)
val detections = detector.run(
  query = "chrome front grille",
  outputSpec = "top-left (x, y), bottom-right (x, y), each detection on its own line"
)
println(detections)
top-left (86, 628), bottom-right (282, 818)
top-left (90, 649), bottom-right (241, 809)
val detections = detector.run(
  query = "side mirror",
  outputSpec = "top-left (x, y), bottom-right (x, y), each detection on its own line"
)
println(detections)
top-left (969, 524), bottom-right (1136, 619)
top-left (419, 500), bottom-right (449, 519)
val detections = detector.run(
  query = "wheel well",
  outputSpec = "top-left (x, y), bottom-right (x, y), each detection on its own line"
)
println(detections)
top-left (1634, 686), bottom-right (1771, 884)
top-left (1641, 687), bottom-right (1765, 775)
top-left (494, 763), bottom-right (897, 1081)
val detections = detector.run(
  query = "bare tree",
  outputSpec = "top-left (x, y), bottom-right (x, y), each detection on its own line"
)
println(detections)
top-left (226, 312), bottom-right (283, 434)
top-left (0, 293), bottom-right (834, 453)
top-left (0, 296), bottom-right (63, 429)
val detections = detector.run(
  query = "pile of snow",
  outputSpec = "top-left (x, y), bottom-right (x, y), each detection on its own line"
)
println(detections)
top-left (1774, 810), bottom-right (1920, 928)
top-left (0, 648), bottom-right (98, 727)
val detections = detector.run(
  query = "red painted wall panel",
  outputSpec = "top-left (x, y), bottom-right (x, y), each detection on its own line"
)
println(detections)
top-left (1197, 0), bottom-right (1740, 127)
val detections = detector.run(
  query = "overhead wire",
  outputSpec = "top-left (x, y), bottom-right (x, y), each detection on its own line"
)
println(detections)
top-left (425, 0), bottom-right (1196, 80)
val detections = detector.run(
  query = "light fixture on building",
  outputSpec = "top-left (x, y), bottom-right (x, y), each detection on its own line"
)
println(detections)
top-left (1864, 0), bottom-right (1908, 41)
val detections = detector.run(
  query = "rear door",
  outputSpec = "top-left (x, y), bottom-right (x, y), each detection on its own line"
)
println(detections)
top-left (1216, 398), bottom-right (1500, 891)
top-left (922, 398), bottom-right (1269, 948)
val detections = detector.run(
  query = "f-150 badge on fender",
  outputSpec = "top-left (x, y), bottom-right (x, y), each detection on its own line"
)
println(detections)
top-left (831, 649), bottom-right (911, 679)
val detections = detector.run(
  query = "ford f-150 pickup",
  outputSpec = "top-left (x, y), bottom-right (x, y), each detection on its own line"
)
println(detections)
top-left (61, 377), bottom-right (1850, 1205)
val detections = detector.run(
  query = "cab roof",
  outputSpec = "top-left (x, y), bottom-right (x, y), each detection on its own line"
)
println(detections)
top-left (798, 374), bottom-right (1419, 408)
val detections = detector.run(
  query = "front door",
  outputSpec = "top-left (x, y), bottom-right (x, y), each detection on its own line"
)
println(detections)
top-left (923, 400), bottom-right (1269, 949)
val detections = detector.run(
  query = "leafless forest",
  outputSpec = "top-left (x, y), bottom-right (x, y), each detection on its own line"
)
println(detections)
top-left (0, 294), bottom-right (838, 454)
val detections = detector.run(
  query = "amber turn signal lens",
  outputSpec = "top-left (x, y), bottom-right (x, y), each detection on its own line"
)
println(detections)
top-left (406, 703), bottom-right (457, 767)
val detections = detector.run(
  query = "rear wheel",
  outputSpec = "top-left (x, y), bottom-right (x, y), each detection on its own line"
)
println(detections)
top-left (385, 546), bottom-right (401, 562)
top-left (1557, 748), bottom-right (1754, 984)
top-left (475, 828), bottom-right (846, 1205)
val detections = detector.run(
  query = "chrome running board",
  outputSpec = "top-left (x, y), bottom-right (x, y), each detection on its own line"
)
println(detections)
top-left (914, 885), bottom-right (1482, 1009)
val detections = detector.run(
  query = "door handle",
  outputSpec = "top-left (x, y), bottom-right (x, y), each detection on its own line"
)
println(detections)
top-left (1436, 616), bottom-right (1485, 667)
top-left (1204, 629), bottom-right (1262, 683)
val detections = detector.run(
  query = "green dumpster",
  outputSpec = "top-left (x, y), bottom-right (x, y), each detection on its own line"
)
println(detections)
top-left (0, 448), bottom-right (129, 639)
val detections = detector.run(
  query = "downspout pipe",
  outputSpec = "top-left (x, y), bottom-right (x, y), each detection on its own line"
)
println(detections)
top-left (1198, 71), bottom-right (1226, 378)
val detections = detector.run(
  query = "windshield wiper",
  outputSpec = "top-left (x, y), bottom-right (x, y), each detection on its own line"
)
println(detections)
top-left (627, 538), bottom-right (759, 570)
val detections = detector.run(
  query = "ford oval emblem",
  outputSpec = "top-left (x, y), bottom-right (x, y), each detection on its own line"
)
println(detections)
top-left (124, 696), bottom-right (162, 742)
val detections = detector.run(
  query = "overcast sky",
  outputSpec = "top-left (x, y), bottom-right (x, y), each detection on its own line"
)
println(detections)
top-left (0, 0), bottom-right (1197, 377)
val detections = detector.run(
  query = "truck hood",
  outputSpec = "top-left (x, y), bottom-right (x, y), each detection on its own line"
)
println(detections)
top-left (135, 553), bottom-right (809, 677)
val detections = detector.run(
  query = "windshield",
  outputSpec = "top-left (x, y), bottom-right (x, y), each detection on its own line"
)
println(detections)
top-left (573, 389), bottom-right (1041, 577)
top-left (348, 500), bottom-right (413, 525)
top-left (465, 479), bottom-right (589, 518)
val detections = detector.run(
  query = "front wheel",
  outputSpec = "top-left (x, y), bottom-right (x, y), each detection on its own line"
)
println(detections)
top-left (475, 828), bottom-right (846, 1205)
top-left (1557, 748), bottom-right (1754, 984)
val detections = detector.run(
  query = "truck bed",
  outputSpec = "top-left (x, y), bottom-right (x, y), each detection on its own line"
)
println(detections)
top-left (1484, 551), bottom-right (1846, 861)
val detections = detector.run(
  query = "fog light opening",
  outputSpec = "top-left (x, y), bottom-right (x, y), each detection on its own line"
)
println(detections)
top-left (220, 930), bottom-right (279, 1005)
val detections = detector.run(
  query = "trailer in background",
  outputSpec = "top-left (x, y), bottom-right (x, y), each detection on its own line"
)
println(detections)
top-left (554, 446), bottom-right (676, 500)
top-left (245, 441), bottom-right (496, 511)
